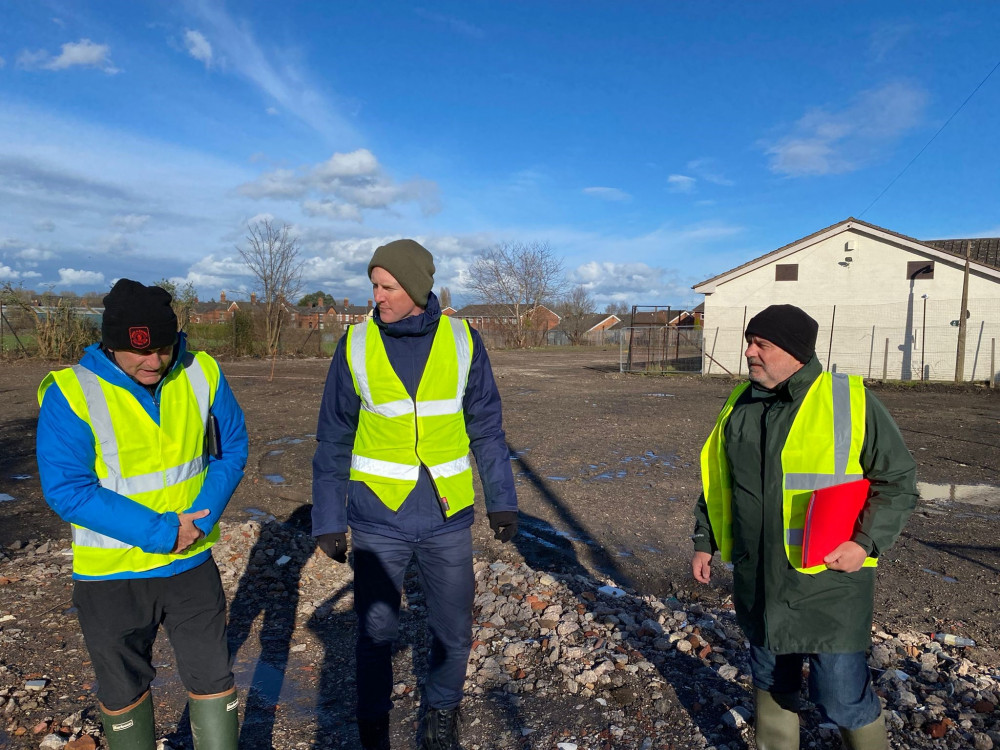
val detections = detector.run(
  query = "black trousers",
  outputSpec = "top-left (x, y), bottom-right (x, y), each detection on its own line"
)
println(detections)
top-left (73, 557), bottom-right (234, 710)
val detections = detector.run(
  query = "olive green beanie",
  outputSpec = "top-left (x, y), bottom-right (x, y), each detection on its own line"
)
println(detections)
top-left (367, 239), bottom-right (436, 307)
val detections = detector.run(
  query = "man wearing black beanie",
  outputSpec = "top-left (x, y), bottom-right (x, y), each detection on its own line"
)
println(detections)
top-left (36, 279), bottom-right (249, 750)
top-left (691, 304), bottom-right (917, 750)
top-left (312, 240), bottom-right (518, 750)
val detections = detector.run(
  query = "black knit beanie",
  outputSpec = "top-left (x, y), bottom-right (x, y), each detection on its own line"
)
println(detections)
top-left (102, 279), bottom-right (178, 350)
top-left (367, 239), bottom-right (435, 307)
top-left (744, 304), bottom-right (818, 364)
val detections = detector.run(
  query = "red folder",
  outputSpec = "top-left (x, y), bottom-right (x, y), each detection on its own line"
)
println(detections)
top-left (801, 479), bottom-right (871, 568)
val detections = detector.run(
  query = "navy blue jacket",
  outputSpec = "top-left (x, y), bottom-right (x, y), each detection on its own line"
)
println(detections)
top-left (311, 293), bottom-right (517, 541)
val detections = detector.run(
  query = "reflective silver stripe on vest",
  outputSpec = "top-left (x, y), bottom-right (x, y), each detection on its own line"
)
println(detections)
top-left (72, 525), bottom-right (132, 550)
top-left (784, 372), bottom-right (863, 545)
top-left (99, 454), bottom-right (208, 496)
top-left (182, 352), bottom-right (211, 421)
top-left (351, 454), bottom-right (421, 481)
top-left (426, 455), bottom-right (472, 479)
top-left (74, 366), bottom-right (123, 481)
top-left (350, 320), bottom-right (417, 418)
top-left (784, 373), bottom-right (861, 491)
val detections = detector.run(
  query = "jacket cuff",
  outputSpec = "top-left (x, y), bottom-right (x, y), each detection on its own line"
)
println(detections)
top-left (852, 531), bottom-right (877, 557)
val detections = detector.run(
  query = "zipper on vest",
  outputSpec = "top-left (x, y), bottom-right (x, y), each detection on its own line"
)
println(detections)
top-left (413, 392), bottom-right (451, 520)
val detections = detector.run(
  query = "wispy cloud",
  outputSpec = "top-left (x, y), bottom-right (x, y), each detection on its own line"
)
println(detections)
top-left (239, 148), bottom-right (440, 221)
top-left (184, 29), bottom-right (213, 68)
top-left (667, 174), bottom-right (696, 193)
top-left (414, 8), bottom-right (485, 39)
top-left (185, 1), bottom-right (357, 143)
top-left (686, 158), bottom-right (734, 187)
top-left (764, 81), bottom-right (927, 176)
top-left (112, 214), bottom-right (151, 232)
top-left (17, 38), bottom-right (119, 74)
top-left (582, 186), bottom-right (631, 202)
top-left (0, 56), bottom-right (6, 68)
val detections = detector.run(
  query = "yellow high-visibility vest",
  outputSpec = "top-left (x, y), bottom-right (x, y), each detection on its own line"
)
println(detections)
top-left (37, 352), bottom-right (220, 577)
top-left (346, 317), bottom-right (474, 516)
top-left (700, 372), bottom-right (877, 574)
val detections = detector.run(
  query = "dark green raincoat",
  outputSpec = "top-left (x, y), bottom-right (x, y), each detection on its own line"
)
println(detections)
top-left (693, 356), bottom-right (917, 653)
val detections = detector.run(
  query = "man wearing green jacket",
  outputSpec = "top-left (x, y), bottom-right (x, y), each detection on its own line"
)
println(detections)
top-left (692, 304), bottom-right (917, 750)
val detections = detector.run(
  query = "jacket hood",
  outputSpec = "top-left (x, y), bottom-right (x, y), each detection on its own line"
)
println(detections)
top-left (80, 332), bottom-right (189, 396)
top-left (374, 291), bottom-right (442, 338)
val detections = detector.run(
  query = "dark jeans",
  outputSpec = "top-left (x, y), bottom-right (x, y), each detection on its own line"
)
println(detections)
top-left (749, 646), bottom-right (881, 729)
top-left (352, 527), bottom-right (473, 720)
top-left (73, 558), bottom-right (234, 710)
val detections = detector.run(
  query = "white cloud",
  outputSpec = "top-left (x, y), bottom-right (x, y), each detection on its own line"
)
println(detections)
top-left (765, 81), bottom-right (927, 176)
top-left (239, 148), bottom-right (440, 220)
top-left (686, 158), bottom-right (734, 187)
top-left (19, 38), bottom-right (119, 74)
top-left (184, 29), bottom-right (213, 68)
top-left (668, 174), bottom-right (696, 193)
top-left (582, 186), bottom-right (631, 202)
top-left (16, 247), bottom-right (55, 261)
top-left (0, 56), bottom-right (5, 68)
top-left (33, 219), bottom-right (56, 232)
top-left (266, 107), bottom-right (279, 116)
top-left (112, 214), bottom-right (151, 232)
top-left (414, 9), bottom-right (485, 39)
top-left (56, 268), bottom-right (105, 286)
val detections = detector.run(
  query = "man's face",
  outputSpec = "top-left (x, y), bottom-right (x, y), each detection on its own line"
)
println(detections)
top-left (111, 344), bottom-right (174, 386)
top-left (371, 266), bottom-right (422, 324)
top-left (744, 335), bottom-right (803, 390)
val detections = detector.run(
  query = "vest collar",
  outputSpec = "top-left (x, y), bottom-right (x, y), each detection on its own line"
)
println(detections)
top-left (374, 291), bottom-right (442, 338)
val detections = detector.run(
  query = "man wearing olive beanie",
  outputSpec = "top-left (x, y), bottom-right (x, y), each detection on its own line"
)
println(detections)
top-left (692, 304), bottom-right (916, 750)
top-left (313, 240), bottom-right (519, 750)
top-left (36, 279), bottom-right (249, 750)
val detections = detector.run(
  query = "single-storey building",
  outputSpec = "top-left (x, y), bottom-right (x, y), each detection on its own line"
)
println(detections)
top-left (693, 218), bottom-right (1000, 382)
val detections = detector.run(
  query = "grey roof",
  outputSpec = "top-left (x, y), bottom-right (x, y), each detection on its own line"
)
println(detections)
top-left (922, 238), bottom-right (1000, 270)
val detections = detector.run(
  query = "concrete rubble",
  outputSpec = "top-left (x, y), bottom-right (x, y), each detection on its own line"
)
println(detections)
top-left (2, 518), bottom-right (999, 749)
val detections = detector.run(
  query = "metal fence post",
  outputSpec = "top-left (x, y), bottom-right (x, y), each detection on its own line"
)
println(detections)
top-left (867, 325), bottom-right (875, 379)
top-left (882, 338), bottom-right (889, 382)
top-left (827, 305), bottom-right (836, 371)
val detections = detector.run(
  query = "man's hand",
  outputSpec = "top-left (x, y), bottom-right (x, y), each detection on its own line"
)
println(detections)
top-left (173, 509), bottom-right (210, 554)
top-left (692, 550), bottom-right (713, 584)
top-left (824, 541), bottom-right (867, 572)
top-left (317, 532), bottom-right (348, 563)
top-left (488, 511), bottom-right (519, 543)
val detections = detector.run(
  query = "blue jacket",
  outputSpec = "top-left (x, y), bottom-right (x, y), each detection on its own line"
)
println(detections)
top-left (312, 292), bottom-right (517, 541)
top-left (36, 333), bottom-right (248, 580)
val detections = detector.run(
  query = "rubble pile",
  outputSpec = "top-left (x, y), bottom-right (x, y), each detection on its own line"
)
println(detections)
top-left (3, 518), bottom-right (1000, 749)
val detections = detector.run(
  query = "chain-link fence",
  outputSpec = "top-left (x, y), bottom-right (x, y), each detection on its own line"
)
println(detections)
top-left (659, 297), bottom-right (1000, 383)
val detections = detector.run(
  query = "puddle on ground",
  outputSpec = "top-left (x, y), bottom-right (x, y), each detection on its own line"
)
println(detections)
top-left (10, 474), bottom-right (32, 480)
top-left (0, 494), bottom-right (16, 503)
top-left (266, 437), bottom-right (304, 445)
top-left (508, 449), bottom-right (530, 460)
top-left (616, 548), bottom-right (635, 558)
top-left (264, 475), bottom-right (286, 485)
top-left (645, 393), bottom-right (675, 398)
top-left (245, 508), bottom-right (276, 521)
top-left (922, 567), bottom-right (958, 584)
top-left (545, 476), bottom-right (569, 481)
top-left (265, 449), bottom-right (285, 457)
top-left (918, 482), bottom-right (1000, 506)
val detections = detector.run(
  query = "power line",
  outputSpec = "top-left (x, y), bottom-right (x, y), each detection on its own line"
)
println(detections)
top-left (859, 57), bottom-right (1000, 219)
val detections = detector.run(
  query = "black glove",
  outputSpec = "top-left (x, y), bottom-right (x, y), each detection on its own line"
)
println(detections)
top-left (317, 532), bottom-right (348, 563)
top-left (488, 511), bottom-right (519, 543)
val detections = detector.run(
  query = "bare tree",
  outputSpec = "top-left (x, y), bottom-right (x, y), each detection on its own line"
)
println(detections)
top-left (237, 219), bottom-right (304, 356)
top-left (604, 301), bottom-right (630, 318)
top-left (154, 278), bottom-right (199, 331)
top-left (466, 241), bottom-right (566, 348)
top-left (557, 285), bottom-right (596, 345)
top-left (438, 286), bottom-right (452, 309)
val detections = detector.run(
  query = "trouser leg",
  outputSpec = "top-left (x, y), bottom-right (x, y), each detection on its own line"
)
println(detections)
top-left (807, 652), bottom-right (885, 748)
top-left (352, 530), bottom-right (412, 721)
top-left (73, 578), bottom-right (160, 711)
top-left (749, 647), bottom-right (802, 750)
top-left (414, 529), bottom-right (473, 711)
top-left (162, 559), bottom-right (235, 697)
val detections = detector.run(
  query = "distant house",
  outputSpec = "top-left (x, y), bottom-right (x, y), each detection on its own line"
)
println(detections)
top-left (441, 306), bottom-right (458, 316)
top-left (692, 217), bottom-right (1000, 381)
top-left (189, 290), bottom-right (245, 325)
top-left (547, 313), bottom-right (621, 345)
top-left (331, 297), bottom-right (374, 326)
top-left (452, 304), bottom-right (560, 332)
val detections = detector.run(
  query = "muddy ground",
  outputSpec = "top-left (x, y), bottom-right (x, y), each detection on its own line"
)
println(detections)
top-left (1, 348), bottom-right (998, 748)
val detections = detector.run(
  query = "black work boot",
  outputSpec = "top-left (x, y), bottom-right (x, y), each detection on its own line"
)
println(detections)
top-left (359, 713), bottom-right (390, 750)
top-left (421, 706), bottom-right (463, 750)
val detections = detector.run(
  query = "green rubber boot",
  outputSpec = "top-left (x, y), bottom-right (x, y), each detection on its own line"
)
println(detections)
top-left (754, 688), bottom-right (801, 750)
top-left (100, 690), bottom-right (155, 750)
top-left (188, 688), bottom-right (239, 750)
top-left (839, 712), bottom-right (887, 750)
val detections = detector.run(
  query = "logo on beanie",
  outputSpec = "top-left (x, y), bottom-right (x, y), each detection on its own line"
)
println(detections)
top-left (129, 326), bottom-right (151, 348)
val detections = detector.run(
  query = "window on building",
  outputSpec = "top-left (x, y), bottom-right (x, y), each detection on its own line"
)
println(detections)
top-left (775, 264), bottom-right (798, 281)
top-left (907, 261), bottom-right (934, 279)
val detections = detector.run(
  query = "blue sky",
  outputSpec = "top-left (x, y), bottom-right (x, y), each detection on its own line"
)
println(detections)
top-left (1, 1), bottom-right (998, 309)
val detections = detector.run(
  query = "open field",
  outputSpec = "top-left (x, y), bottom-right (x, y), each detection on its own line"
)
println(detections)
top-left (1, 348), bottom-right (999, 748)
